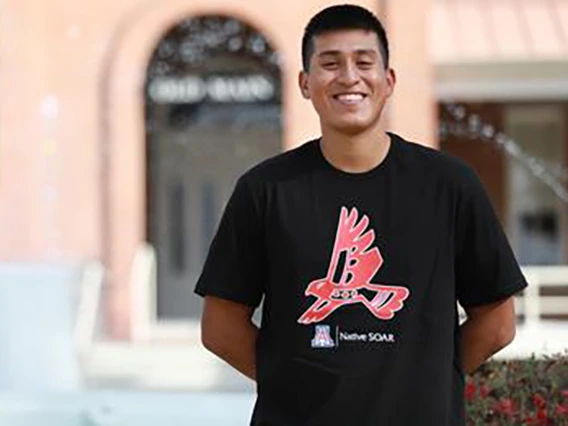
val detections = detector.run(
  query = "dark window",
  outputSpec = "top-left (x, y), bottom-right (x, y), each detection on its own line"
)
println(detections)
top-left (168, 181), bottom-right (186, 273)
top-left (201, 180), bottom-right (217, 262)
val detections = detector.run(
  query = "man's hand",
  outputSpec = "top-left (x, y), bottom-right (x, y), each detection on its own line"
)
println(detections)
top-left (201, 296), bottom-right (259, 381)
top-left (460, 297), bottom-right (517, 374)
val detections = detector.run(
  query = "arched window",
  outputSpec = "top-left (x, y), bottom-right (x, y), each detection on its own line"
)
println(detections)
top-left (145, 16), bottom-right (282, 320)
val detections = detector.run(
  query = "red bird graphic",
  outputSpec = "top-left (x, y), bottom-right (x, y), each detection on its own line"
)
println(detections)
top-left (298, 207), bottom-right (410, 324)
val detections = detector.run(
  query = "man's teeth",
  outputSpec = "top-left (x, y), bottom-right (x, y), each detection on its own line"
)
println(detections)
top-left (336, 94), bottom-right (364, 102)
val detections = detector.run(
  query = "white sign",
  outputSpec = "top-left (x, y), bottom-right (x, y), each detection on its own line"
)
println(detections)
top-left (149, 75), bottom-right (275, 104)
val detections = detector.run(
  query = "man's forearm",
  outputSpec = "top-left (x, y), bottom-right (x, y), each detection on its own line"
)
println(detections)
top-left (460, 318), bottom-right (497, 374)
top-left (460, 316), bottom-right (512, 374)
top-left (460, 298), bottom-right (517, 374)
top-left (204, 320), bottom-right (259, 381)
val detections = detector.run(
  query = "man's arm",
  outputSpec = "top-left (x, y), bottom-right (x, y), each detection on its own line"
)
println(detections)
top-left (201, 296), bottom-right (259, 381)
top-left (460, 296), bottom-right (517, 374)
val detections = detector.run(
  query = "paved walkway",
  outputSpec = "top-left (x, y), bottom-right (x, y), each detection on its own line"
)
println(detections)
top-left (0, 392), bottom-right (256, 426)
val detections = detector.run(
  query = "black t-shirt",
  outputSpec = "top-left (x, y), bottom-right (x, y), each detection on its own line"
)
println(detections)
top-left (195, 133), bottom-right (528, 426)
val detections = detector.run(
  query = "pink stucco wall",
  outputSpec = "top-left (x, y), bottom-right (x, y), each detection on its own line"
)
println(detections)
top-left (0, 0), bottom-right (434, 338)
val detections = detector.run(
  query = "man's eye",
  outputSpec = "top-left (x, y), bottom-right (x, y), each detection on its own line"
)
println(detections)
top-left (358, 61), bottom-right (373, 67)
top-left (322, 62), bottom-right (338, 67)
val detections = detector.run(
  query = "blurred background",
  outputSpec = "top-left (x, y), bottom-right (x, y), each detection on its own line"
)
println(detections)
top-left (0, 0), bottom-right (567, 424)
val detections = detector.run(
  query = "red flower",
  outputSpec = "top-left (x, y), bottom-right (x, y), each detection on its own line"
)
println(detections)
top-left (536, 408), bottom-right (548, 421)
top-left (532, 393), bottom-right (547, 410)
top-left (562, 390), bottom-right (568, 399)
top-left (465, 382), bottom-right (476, 401)
top-left (494, 398), bottom-right (515, 417)
top-left (524, 416), bottom-right (536, 425)
top-left (479, 384), bottom-right (490, 398)
top-left (558, 404), bottom-right (568, 416)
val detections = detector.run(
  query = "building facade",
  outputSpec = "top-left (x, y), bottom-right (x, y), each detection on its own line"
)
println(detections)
top-left (1, 0), bottom-right (567, 343)
top-left (0, 0), bottom-right (434, 339)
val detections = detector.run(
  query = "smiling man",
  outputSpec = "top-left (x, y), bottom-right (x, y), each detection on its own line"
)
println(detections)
top-left (195, 5), bottom-right (527, 426)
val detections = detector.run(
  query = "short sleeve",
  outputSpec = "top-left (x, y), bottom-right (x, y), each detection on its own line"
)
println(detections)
top-left (194, 176), bottom-right (265, 307)
top-left (455, 168), bottom-right (528, 308)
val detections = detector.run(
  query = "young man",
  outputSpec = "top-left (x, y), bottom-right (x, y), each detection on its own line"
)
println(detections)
top-left (195, 4), bottom-right (527, 425)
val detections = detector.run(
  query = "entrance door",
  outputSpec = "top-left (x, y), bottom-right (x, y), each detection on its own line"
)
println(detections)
top-left (145, 16), bottom-right (282, 320)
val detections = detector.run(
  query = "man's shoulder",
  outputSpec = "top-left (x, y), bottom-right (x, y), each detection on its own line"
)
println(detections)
top-left (240, 139), bottom-right (318, 184)
top-left (393, 133), bottom-right (478, 186)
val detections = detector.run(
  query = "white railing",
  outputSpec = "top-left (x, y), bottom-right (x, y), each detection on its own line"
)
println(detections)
top-left (74, 261), bottom-right (105, 363)
top-left (130, 243), bottom-right (158, 342)
top-left (496, 266), bottom-right (568, 358)
top-left (518, 266), bottom-right (568, 326)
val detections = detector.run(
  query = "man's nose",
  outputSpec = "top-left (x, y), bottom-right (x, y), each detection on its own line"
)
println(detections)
top-left (337, 62), bottom-right (360, 85)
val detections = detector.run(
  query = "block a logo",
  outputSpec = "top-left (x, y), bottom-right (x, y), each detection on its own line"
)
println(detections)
top-left (311, 325), bottom-right (335, 348)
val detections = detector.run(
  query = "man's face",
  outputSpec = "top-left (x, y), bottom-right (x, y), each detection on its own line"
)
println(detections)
top-left (299, 29), bottom-right (395, 135)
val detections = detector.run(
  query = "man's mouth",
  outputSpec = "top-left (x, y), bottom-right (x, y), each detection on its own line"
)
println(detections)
top-left (332, 93), bottom-right (367, 105)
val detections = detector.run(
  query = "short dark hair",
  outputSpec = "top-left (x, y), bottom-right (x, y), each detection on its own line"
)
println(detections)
top-left (301, 4), bottom-right (389, 71)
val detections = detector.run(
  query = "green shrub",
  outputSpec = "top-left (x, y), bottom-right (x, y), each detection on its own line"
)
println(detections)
top-left (466, 354), bottom-right (568, 425)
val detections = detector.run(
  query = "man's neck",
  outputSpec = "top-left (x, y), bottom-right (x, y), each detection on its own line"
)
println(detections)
top-left (319, 123), bottom-right (391, 174)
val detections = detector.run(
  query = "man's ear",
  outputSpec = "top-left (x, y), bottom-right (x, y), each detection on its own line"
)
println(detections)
top-left (298, 70), bottom-right (310, 100)
top-left (385, 68), bottom-right (396, 98)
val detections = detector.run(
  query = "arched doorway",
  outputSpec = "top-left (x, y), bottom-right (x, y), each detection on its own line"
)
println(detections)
top-left (144, 16), bottom-right (282, 321)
